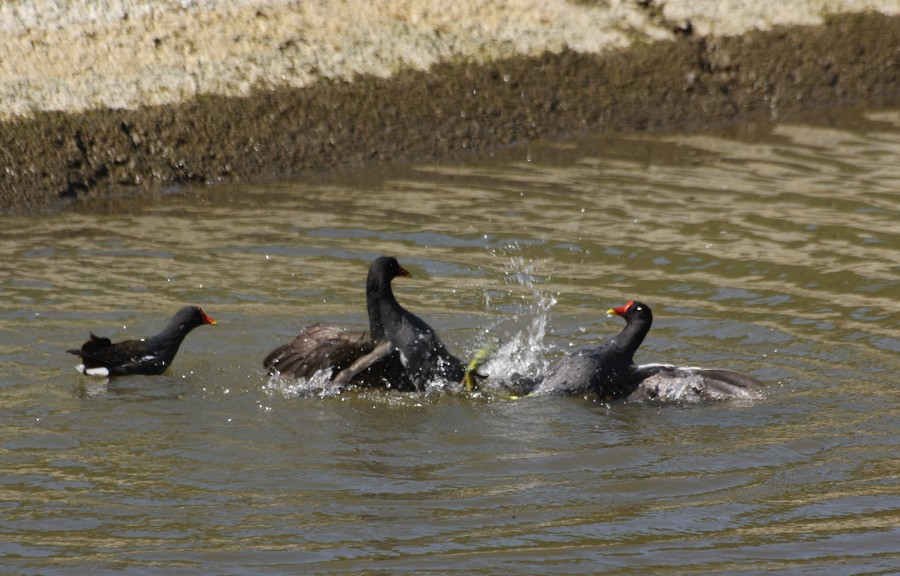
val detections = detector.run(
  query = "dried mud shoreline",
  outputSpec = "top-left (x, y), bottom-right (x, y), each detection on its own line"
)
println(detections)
top-left (1, 12), bottom-right (898, 212)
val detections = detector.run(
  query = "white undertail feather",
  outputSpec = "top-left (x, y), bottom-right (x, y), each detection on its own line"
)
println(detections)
top-left (84, 366), bottom-right (110, 377)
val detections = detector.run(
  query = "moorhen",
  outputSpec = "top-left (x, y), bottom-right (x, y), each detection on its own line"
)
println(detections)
top-left (68, 306), bottom-right (217, 377)
top-left (264, 256), bottom-right (465, 391)
top-left (366, 256), bottom-right (465, 390)
top-left (531, 300), bottom-right (763, 401)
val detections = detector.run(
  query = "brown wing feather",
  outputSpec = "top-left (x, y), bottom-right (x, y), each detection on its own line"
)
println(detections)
top-left (263, 323), bottom-right (374, 379)
top-left (629, 364), bottom-right (764, 401)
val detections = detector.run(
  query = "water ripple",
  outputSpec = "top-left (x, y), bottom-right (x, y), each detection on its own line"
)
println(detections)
top-left (1, 108), bottom-right (898, 574)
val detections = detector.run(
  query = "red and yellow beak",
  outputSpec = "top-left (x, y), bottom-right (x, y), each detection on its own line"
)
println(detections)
top-left (607, 301), bottom-right (635, 317)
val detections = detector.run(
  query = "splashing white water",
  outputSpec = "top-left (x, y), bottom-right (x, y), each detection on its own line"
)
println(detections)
top-left (477, 252), bottom-right (557, 385)
top-left (263, 367), bottom-right (341, 399)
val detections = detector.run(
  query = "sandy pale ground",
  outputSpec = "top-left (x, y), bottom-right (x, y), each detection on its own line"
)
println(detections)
top-left (0, 1), bottom-right (898, 210)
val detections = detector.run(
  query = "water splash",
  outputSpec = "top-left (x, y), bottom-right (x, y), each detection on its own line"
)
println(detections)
top-left (477, 251), bottom-right (557, 385)
top-left (263, 367), bottom-right (341, 399)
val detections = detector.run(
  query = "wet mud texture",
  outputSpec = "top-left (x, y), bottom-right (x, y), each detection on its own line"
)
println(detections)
top-left (1, 12), bottom-right (898, 211)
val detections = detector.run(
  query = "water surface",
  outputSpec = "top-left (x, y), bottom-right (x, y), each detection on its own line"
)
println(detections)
top-left (1, 108), bottom-right (898, 574)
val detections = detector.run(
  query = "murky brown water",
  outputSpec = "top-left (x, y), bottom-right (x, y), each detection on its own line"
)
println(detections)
top-left (1, 108), bottom-right (898, 574)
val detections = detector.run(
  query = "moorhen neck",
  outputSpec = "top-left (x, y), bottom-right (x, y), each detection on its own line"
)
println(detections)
top-left (68, 306), bottom-right (216, 377)
top-left (604, 300), bottom-right (653, 367)
top-left (366, 255), bottom-right (410, 343)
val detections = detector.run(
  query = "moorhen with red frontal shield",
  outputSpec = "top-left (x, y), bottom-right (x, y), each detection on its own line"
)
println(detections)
top-left (68, 306), bottom-right (217, 377)
top-left (531, 300), bottom-right (763, 402)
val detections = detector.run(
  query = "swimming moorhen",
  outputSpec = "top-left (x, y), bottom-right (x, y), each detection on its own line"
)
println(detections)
top-left (366, 256), bottom-right (465, 390)
top-left (68, 306), bottom-right (217, 377)
top-left (532, 300), bottom-right (763, 401)
top-left (264, 256), bottom-right (464, 391)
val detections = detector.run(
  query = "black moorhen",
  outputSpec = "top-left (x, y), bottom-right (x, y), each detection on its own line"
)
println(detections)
top-left (68, 306), bottom-right (217, 377)
top-left (531, 300), bottom-right (763, 401)
top-left (366, 256), bottom-right (465, 390)
top-left (264, 256), bottom-right (465, 391)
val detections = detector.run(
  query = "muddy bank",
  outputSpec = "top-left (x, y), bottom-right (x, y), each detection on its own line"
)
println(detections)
top-left (1, 12), bottom-right (898, 212)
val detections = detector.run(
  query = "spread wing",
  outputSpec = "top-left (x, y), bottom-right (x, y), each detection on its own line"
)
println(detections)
top-left (629, 364), bottom-right (764, 402)
top-left (263, 323), bottom-right (374, 379)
